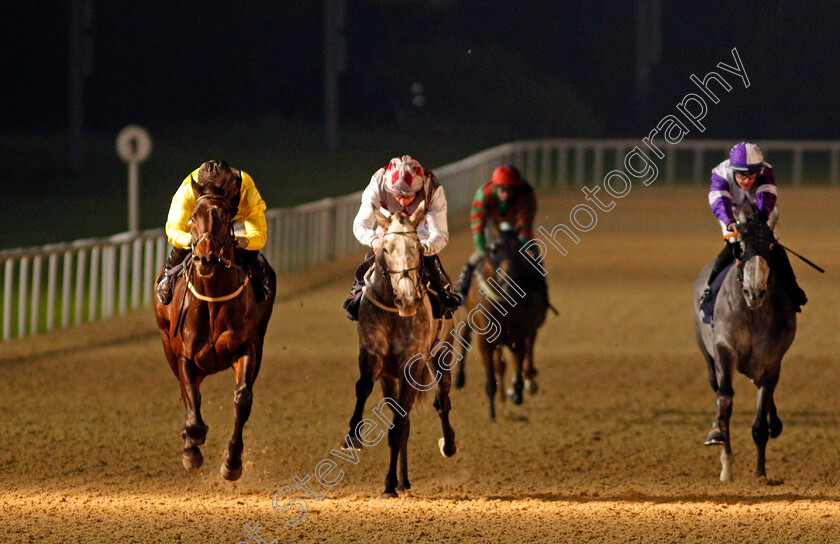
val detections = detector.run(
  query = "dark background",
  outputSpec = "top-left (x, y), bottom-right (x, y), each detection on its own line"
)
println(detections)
top-left (1, 1), bottom-right (837, 248)
top-left (5, 1), bottom-right (837, 138)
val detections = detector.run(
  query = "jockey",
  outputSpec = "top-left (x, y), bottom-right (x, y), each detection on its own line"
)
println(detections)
top-left (156, 160), bottom-right (274, 304)
top-left (454, 165), bottom-right (539, 301)
top-left (342, 155), bottom-right (461, 320)
top-left (698, 142), bottom-right (807, 311)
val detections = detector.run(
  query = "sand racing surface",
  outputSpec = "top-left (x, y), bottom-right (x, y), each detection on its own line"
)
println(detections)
top-left (2, 186), bottom-right (840, 543)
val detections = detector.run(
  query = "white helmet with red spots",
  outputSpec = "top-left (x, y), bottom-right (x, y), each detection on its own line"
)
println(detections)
top-left (381, 155), bottom-right (425, 196)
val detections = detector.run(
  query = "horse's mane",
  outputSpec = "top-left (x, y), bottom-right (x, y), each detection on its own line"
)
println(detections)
top-left (738, 205), bottom-right (775, 264)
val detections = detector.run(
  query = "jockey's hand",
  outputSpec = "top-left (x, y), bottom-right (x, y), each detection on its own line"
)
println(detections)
top-left (419, 242), bottom-right (429, 255)
top-left (235, 236), bottom-right (249, 249)
top-left (726, 222), bottom-right (738, 234)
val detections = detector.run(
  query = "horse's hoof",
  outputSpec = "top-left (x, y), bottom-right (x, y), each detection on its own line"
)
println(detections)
top-left (182, 448), bottom-right (203, 471)
top-left (525, 379), bottom-right (538, 395)
top-left (220, 462), bottom-right (242, 481)
top-left (341, 434), bottom-right (364, 451)
top-left (380, 491), bottom-right (399, 499)
top-left (506, 388), bottom-right (523, 405)
top-left (704, 429), bottom-right (725, 446)
top-left (396, 482), bottom-right (411, 492)
top-left (438, 437), bottom-right (457, 458)
top-left (454, 372), bottom-right (465, 389)
top-left (769, 418), bottom-right (783, 438)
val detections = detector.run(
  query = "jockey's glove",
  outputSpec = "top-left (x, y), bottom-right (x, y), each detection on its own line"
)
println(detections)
top-left (236, 236), bottom-right (249, 249)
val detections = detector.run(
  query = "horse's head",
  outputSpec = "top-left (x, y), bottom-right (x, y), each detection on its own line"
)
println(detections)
top-left (372, 201), bottom-right (426, 317)
top-left (736, 203), bottom-right (775, 310)
top-left (485, 221), bottom-right (526, 283)
top-left (190, 194), bottom-right (235, 275)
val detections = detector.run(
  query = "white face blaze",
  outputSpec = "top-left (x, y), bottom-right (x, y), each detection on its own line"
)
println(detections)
top-left (741, 255), bottom-right (770, 310)
top-left (373, 202), bottom-right (426, 317)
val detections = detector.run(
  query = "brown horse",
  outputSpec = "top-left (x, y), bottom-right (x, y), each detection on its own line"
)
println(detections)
top-left (454, 226), bottom-right (548, 419)
top-left (342, 202), bottom-right (457, 498)
top-left (154, 193), bottom-right (275, 480)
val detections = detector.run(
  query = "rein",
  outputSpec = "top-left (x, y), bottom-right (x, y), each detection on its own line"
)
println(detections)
top-left (362, 267), bottom-right (400, 313)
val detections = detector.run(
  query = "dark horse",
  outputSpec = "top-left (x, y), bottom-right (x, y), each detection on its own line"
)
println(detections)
top-left (342, 202), bottom-right (457, 498)
top-left (454, 225), bottom-right (548, 419)
top-left (693, 202), bottom-right (796, 482)
top-left (154, 192), bottom-right (276, 480)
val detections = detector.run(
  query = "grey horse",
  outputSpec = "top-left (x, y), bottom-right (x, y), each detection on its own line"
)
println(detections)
top-left (341, 202), bottom-right (457, 498)
top-left (693, 202), bottom-right (796, 482)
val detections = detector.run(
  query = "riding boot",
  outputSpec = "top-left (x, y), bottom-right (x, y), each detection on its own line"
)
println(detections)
top-left (770, 244), bottom-right (807, 312)
top-left (423, 254), bottom-right (461, 312)
top-left (343, 252), bottom-right (375, 321)
top-left (698, 242), bottom-right (739, 304)
top-left (454, 250), bottom-right (485, 303)
top-left (241, 250), bottom-right (274, 303)
top-left (156, 247), bottom-right (190, 304)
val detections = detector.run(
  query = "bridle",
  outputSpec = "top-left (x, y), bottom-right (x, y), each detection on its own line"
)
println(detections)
top-left (377, 229), bottom-right (424, 300)
top-left (190, 194), bottom-right (235, 268)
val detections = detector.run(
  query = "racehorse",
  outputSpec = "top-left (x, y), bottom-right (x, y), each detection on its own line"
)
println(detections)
top-left (154, 192), bottom-right (276, 481)
top-left (454, 225), bottom-right (548, 419)
top-left (342, 202), bottom-right (457, 498)
top-left (693, 202), bottom-right (796, 482)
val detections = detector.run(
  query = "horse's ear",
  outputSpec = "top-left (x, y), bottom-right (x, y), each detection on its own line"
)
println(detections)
top-left (408, 200), bottom-right (426, 227)
top-left (190, 179), bottom-right (202, 198)
top-left (372, 205), bottom-right (390, 229)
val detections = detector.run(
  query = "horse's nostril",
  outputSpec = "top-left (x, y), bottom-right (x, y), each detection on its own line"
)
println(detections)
top-left (395, 299), bottom-right (404, 307)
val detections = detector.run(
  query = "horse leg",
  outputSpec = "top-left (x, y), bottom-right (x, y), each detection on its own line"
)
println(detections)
top-left (753, 371), bottom-right (780, 482)
top-left (454, 325), bottom-right (472, 389)
top-left (383, 381), bottom-right (416, 499)
top-left (396, 418), bottom-right (411, 493)
top-left (769, 397), bottom-right (783, 438)
top-left (495, 347), bottom-right (507, 404)
top-left (178, 357), bottom-right (207, 471)
top-left (506, 346), bottom-right (526, 406)
top-left (344, 348), bottom-right (381, 450)
top-left (706, 348), bottom-right (735, 481)
top-left (221, 345), bottom-right (258, 481)
top-left (479, 341), bottom-right (497, 419)
top-left (430, 349), bottom-right (457, 458)
top-left (523, 330), bottom-right (539, 395)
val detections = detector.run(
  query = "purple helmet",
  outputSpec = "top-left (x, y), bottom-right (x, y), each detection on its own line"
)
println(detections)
top-left (729, 142), bottom-right (764, 173)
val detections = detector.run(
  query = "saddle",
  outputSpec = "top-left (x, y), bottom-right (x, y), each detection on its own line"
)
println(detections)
top-left (700, 262), bottom-right (734, 325)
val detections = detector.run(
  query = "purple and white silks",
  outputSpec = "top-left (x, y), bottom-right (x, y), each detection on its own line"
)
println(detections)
top-left (708, 159), bottom-right (778, 237)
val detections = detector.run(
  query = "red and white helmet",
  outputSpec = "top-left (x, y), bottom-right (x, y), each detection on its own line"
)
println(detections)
top-left (382, 155), bottom-right (425, 196)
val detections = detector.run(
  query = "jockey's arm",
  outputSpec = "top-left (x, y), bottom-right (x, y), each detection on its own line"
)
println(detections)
top-left (515, 188), bottom-right (537, 244)
top-left (755, 166), bottom-right (778, 218)
top-left (165, 177), bottom-right (197, 249)
top-left (422, 185), bottom-right (449, 255)
top-left (470, 186), bottom-right (488, 252)
top-left (708, 171), bottom-right (735, 235)
top-left (235, 172), bottom-right (268, 251)
top-left (352, 179), bottom-right (381, 248)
